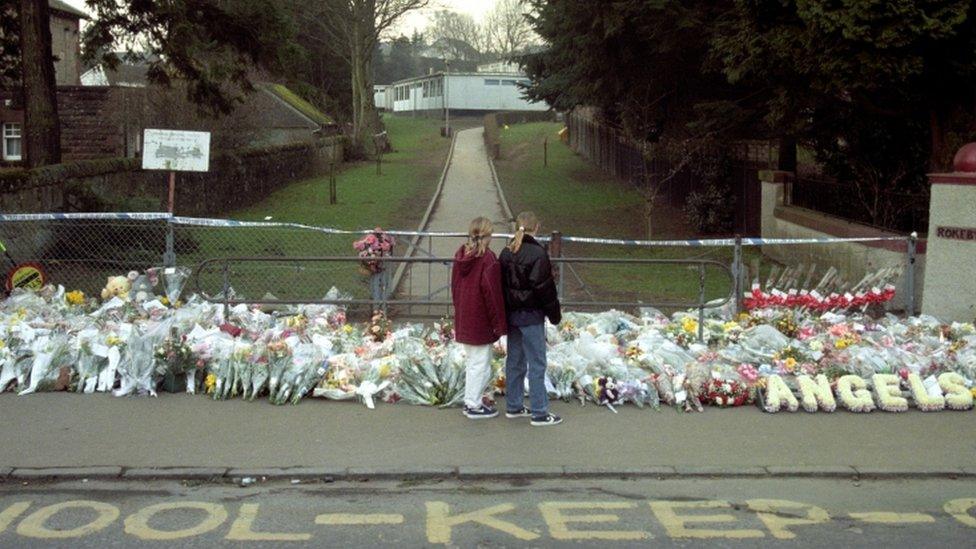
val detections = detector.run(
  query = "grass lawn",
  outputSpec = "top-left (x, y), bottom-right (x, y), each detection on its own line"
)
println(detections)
top-left (177, 115), bottom-right (460, 303)
top-left (493, 122), bottom-right (768, 309)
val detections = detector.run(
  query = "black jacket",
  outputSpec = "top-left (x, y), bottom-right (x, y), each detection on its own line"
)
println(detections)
top-left (499, 235), bottom-right (561, 325)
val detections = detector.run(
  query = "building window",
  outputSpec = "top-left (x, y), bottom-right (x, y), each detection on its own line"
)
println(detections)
top-left (2, 123), bottom-right (22, 161)
top-left (484, 79), bottom-right (500, 86)
top-left (502, 79), bottom-right (517, 86)
top-left (423, 81), bottom-right (430, 98)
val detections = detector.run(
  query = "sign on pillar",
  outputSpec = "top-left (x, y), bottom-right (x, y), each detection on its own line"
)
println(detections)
top-left (922, 143), bottom-right (976, 321)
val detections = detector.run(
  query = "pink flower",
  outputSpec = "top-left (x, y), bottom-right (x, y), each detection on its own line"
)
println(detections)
top-left (828, 324), bottom-right (849, 338)
top-left (797, 327), bottom-right (816, 340)
top-left (898, 367), bottom-right (910, 381)
top-left (736, 364), bottom-right (759, 382)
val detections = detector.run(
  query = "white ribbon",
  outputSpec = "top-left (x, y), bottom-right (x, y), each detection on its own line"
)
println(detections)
top-left (356, 380), bottom-right (390, 410)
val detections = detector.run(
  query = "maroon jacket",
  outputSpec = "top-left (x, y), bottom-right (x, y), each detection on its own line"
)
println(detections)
top-left (451, 246), bottom-right (507, 345)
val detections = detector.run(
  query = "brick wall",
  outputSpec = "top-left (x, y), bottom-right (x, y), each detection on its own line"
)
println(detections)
top-left (0, 137), bottom-right (343, 216)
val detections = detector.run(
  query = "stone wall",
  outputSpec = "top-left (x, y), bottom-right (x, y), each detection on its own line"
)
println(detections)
top-left (760, 171), bottom-right (925, 313)
top-left (0, 137), bottom-right (343, 216)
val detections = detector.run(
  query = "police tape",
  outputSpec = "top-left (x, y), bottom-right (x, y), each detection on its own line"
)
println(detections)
top-left (0, 212), bottom-right (912, 247)
top-left (0, 212), bottom-right (173, 221)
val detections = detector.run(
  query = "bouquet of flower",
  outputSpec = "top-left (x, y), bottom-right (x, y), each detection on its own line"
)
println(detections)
top-left (394, 339), bottom-right (465, 407)
top-left (153, 327), bottom-right (196, 392)
top-left (353, 229), bottom-right (395, 274)
top-left (265, 338), bottom-right (292, 397)
top-left (113, 324), bottom-right (166, 397)
top-left (18, 334), bottom-right (73, 395)
top-left (96, 328), bottom-right (127, 392)
top-left (74, 328), bottom-right (105, 394)
top-left (702, 377), bottom-right (752, 407)
top-left (313, 353), bottom-right (363, 400)
top-left (271, 343), bottom-right (325, 405)
top-left (355, 355), bottom-right (396, 408)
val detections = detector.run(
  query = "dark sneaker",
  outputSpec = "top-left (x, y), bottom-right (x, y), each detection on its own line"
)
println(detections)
top-left (463, 405), bottom-right (499, 419)
top-left (530, 413), bottom-right (563, 426)
top-left (505, 407), bottom-right (531, 419)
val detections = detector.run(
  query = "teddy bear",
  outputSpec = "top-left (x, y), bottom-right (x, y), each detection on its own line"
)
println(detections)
top-left (100, 274), bottom-right (133, 301)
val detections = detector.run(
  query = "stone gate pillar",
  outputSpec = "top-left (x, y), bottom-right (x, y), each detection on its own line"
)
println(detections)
top-left (922, 143), bottom-right (976, 321)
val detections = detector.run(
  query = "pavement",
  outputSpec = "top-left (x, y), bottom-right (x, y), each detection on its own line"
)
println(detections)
top-left (400, 127), bottom-right (511, 318)
top-left (2, 393), bottom-right (975, 478)
top-left (1, 477), bottom-right (975, 547)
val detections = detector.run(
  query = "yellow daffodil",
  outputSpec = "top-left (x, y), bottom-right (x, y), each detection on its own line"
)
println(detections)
top-left (682, 317), bottom-right (699, 334)
top-left (160, 296), bottom-right (170, 306)
top-left (722, 321), bottom-right (740, 332)
top-left (204, 373), bottom-right (217, 394)
top-left (106, 335), bottom-right (123, 347)
top-left (342, 324), bottom-right (353, 334)
top-left (835, 338), bottom-right (849, 350)
top-left (784, 357), bottom-right (798, 371)
top-left (65, 290), bottom-right (85, 306)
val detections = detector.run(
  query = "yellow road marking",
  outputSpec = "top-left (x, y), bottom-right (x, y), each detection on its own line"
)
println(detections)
top-left (850, 512), bottom-right (935, 524)
top-left (124, 501), bottom-right (228, 540)
top-left (0, 502), bottom-right (30, 534)
top-left (649, 500), bottom-right (764, 539)
top-left (426, 502), bottom-right (539, 544)
top-left (16, 500), bottom-right (119, 539)
top-left (315, 513), bottom-right (405, 525)
top-left (746, 499), bottom-right (830, 540)
top-left (227, 504), bottom-right (312, 540)
top-left (945, 499), bottom-right (976, 527)
top-left (539, 501), bottom-right (650, 540)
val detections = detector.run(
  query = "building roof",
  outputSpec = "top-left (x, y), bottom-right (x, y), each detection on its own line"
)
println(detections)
top-left (262, 83), bottom-right (335, 127)
top-left (390, 71), bottom-right (528, 86)
top-left (49, 0), bottom-right (88, 19)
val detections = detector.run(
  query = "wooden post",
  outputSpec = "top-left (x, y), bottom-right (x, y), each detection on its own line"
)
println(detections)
top-left (167, 171), bottom-right (176, 213)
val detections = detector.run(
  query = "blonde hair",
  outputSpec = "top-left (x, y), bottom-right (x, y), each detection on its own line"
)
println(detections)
top-left (464, 216), bottom-right (494, 257)
top-left (509, 211), bottom-right (540, 253)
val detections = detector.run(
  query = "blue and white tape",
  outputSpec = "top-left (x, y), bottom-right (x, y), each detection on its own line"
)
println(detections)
top-left (0, 212), bottom-right (173, 221)
top-left (0, 212), bottom-right (911, 247)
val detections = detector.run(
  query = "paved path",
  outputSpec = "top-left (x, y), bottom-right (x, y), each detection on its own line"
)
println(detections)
top-left (2, 477), bottom-right (976, 547)
top-left (399, 127), bottom-right (510, 318)
top-left (2, 394), bottom-right (975, 474)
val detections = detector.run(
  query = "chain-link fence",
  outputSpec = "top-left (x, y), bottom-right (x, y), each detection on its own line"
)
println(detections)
top-left (0, 213), bottom-right (918, 319)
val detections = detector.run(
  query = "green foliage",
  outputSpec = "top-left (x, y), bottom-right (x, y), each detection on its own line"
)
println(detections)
top-left (711, 0), bottom-right (976, 174)
top-left (83, 0), bottom-right (301, 116)
top-left (521, 0), bottom-right (758, 142)
top-left (684, 186), bottom-right (735, 235)
top-left (0, 2), bottom-right (17, 88)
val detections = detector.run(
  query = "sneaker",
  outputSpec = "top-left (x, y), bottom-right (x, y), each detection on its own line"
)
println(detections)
top-left (530, 413), bottom-right (563, 426)
top-left (463, 405), bottom-right (499, 419)
top-left (505, 407), bottom-right (532, 419)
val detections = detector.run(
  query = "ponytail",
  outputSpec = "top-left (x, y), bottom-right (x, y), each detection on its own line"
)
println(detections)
top-left (509, 211), bottom-right (540, 253)
top-left (464, 216), bottom-right (494, 257)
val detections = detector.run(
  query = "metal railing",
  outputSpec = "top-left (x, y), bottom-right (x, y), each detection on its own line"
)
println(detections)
top-left (192, 255), bottom-right (735, 341)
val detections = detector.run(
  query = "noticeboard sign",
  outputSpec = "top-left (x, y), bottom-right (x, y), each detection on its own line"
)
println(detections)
top-left (142, 129), bottom-right (211, 172)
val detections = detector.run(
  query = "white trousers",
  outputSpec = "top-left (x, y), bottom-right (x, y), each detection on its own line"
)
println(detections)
top-left (461, 343), bottom-right (493, 408)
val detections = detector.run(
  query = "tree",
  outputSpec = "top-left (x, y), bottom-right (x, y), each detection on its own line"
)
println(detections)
top-left (83, 0), bottom-right (299, 117)
top-left (1, 3), bottom-right (19, 89)
top-left (428, 10), bottom-right (489, 61)
top-left (19, 0), bottom-right (61, 167)
top-left (711, 0), bottom-right (976, 174)
top-left (291, 0), bottom-right (430, 154)
top-left (485, 0), bottom-right (537, 58)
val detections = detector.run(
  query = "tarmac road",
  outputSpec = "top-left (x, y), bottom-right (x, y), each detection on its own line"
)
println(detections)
top-left (1, 477), bottom-right (975, 547)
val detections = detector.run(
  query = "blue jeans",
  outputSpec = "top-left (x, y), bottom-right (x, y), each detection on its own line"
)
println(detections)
top-left (505, 323), bottom-right (548, 417)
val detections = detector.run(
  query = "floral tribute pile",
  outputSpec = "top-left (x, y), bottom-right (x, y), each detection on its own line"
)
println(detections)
top-left (1, 271), bottom-right (975, 414)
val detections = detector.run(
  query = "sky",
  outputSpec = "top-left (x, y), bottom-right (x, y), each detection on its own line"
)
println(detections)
top-left (60, 0), bottom-right (499, 36)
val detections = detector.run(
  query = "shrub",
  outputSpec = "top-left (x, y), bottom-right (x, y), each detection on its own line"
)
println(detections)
top-left (684, 185), bottom-right (735, 235)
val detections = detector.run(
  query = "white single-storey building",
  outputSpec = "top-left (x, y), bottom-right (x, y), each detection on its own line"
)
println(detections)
top-left (373, 85), bottom-right (391, 111)
top-left (381, 71), bottom-right (547, 116)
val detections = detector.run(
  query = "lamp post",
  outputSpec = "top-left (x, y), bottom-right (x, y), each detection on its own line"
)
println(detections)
top-left (444, 59), bottom-right (451, 137)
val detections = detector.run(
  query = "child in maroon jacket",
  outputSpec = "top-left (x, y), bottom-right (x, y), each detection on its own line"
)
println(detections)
top-left (451, 217), bottom-right (507, 419)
